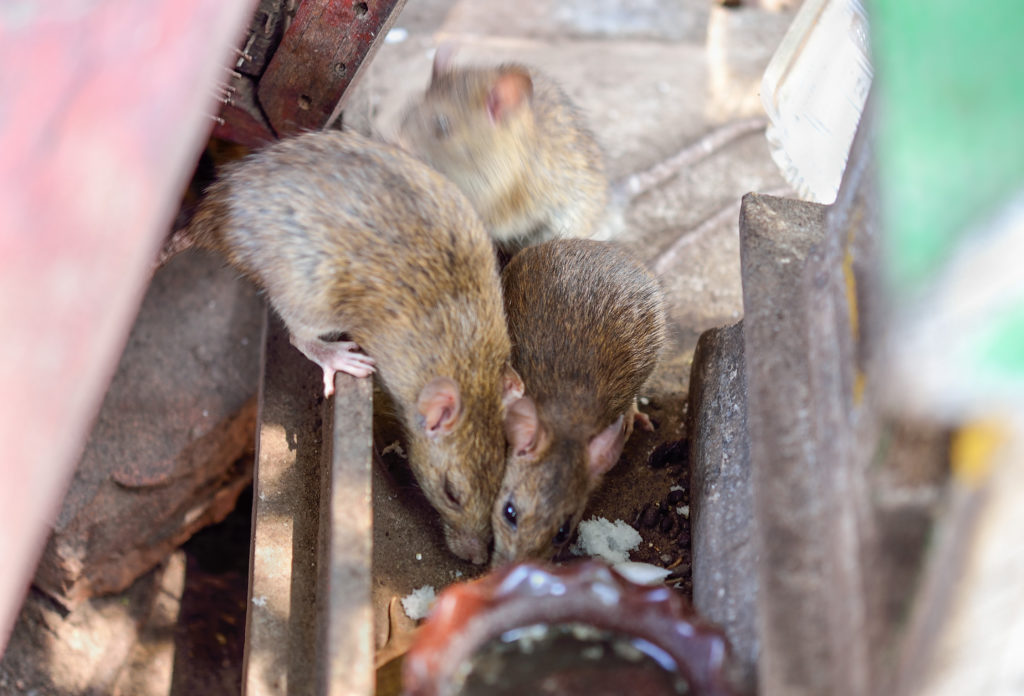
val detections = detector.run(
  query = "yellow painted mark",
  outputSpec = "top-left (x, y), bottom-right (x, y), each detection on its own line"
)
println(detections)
top-left (844, 227), bottom-right (864, 406)
top-left (852, 370), bottom-right (866, 406)
top-left (951, 421), bottom-right (1006, 487)
top-left (843, 227), bottom-right (860, 343)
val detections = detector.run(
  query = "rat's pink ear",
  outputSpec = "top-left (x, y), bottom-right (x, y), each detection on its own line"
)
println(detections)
top-left (584, 414), bottom-right (626, 485)
top-left (486, 67), bottom-right (533, 123)
top-left (418, 377), bottom-right (462, 438)
top-left (504, 396), bottom-right (547, 459)
top-left (431, 43), bottom-right (458, 82)
top-left (501, 363), bottom-right (525, 409)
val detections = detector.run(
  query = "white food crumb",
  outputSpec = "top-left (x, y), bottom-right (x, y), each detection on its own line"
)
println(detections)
top-left (677, 505), bottom-right (690, 518)
top-left (415, 553), bottom-right (422, 561)
top-left (252, 595), bottom-right (267, 607)
top-left (570, 517), bottom-right (643, 564)
top-left (401, 585), bottom-right (436, 620)
top-left (669, 484), bottom-right (684, 492)
top-left (453, 570), bottom-right (463, 578)
top-left (385, 27), bottom-right (408, 43)
top-left (614, 561), bottom-right (672, 586)
top-left (639, 396), bottom-right (650, 406)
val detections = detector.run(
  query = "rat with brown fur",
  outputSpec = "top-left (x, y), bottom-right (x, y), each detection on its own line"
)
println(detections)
top-left (492, 239), bottom-right (666, 566)
top-left (398, 47), bottom-right (608, 255)
top-left (188, 129), bottom-right (524, 564)
top-left (394, 47), bottom-right (769, 260)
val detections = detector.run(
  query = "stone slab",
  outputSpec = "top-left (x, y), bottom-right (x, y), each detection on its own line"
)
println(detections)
top-left (740, 189), bottom-right (877, 696)
top-left (740, 193), bottom-right (836, 696)
top-left (0, 558), bottom-right (176, 695)
top-left (687, 321), bottom-right (757, 693)
top-left (34, 250), bottom-right (263, 607)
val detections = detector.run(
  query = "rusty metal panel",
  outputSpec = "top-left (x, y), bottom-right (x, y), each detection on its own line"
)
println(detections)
top-left (244, 313), bottom-right (324, 696)
top-left (212, 0), bottom-right (286, 144)
top-left (257, 0), bottom-right (407, 137)
top-left (214, 74), bottom-right (279, 146)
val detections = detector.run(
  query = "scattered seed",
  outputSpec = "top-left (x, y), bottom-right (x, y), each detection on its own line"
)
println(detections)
top-left (640, 503), bottom-right (662, 529)
top-left (659, 515), bottom-right (675, 534)
top-left (648, 439), bottom-right (688, 469)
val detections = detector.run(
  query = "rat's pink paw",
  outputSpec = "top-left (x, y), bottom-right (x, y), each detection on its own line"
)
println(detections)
top-left (329, 346), bottom-right (376, 377)
top-left (291, 335), bottom-right (375, 396)
top-left (320, 343), bottom-right (376, 396)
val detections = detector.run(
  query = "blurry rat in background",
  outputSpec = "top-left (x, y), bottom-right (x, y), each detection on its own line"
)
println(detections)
top-left (399, 45), bottom-right (608, 257)
top-left (398, 45), bottom-right (764, 260)
top-left (491, 239), bottom-right (666, 566)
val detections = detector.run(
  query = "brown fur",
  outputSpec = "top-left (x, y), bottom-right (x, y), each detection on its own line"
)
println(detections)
top-left (189, 130), bottom-right (515, 564)
top-left (492, 239), bottom-right (666, 565)
top-left (398, 61), bottom-right (608, 254)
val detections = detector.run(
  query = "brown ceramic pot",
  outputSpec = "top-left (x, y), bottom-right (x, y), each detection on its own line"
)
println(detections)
top-left (402, 560), bottom-right (736, 696)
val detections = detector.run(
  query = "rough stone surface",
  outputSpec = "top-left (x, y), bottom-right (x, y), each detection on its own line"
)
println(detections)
top-left (740, 190), bottom-right (876, 696)
top-left (740, 193), bottom-right (834, 696)
top-left (687, 321), bottom-right (757, 694)
top-left (0, 558), bottom-right (176, 695)
top-left (33, 250), bottom-right (263, 607)
top-left (440, 0), bottom-right (712, 43)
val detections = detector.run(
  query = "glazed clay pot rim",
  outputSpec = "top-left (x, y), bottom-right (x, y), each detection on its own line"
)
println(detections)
top-left (402, 560), bottom-right (734, 696)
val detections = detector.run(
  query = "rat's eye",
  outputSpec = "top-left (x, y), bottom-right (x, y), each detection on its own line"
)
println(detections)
top-left (553, 517), bottom-right (572, 545)
top-left (503, 500), bottom-right (518, 529)
top-left (434, 114), bottom-right (451, 139)
top-left (443, 474), bottom-right (462, 509)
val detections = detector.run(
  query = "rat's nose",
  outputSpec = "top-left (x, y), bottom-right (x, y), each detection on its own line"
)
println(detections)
top-left (445, 528), bottom-right (490, 565)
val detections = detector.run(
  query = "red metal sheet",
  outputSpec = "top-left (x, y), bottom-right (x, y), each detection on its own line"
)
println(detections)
top-left (0, 0), bottom-right (256, 651)
top-left (257, 0), bottom-right (407, 137)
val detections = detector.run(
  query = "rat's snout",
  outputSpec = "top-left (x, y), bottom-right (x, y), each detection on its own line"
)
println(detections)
top-left (445, 526), bottom-right (491, 566)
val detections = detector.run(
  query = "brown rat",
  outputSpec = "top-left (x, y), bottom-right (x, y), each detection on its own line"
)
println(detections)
top-left (397, 48), bottom-right (608, 255)
top-left (188, 129), bottom-right (524, 564)
top-left (492, 239), bottom-right (666, 566)
top-left (395, 48), bottom-right (770, 257)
